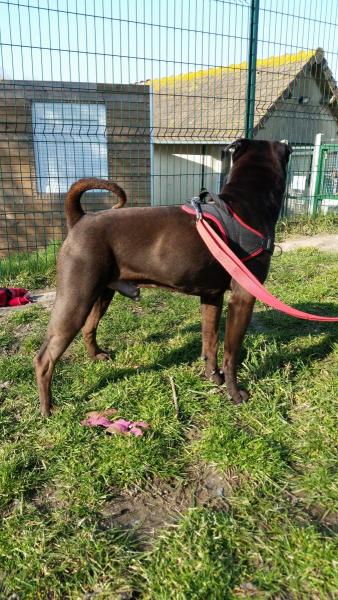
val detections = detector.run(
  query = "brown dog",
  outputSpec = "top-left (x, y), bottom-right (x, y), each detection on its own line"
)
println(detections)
top-left (34, 139), bottom-right (292, 416)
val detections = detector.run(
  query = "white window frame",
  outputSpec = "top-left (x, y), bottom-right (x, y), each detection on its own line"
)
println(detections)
top-left (32, 102), bottom-right (108, 194)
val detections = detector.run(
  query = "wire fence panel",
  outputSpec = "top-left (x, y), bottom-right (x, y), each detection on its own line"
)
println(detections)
top-left (315, 143), bottom-right (338, 213)
top-left (0, 0), bottom-right (337, 272)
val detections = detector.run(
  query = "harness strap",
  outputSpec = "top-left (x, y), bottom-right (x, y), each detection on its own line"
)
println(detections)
top-left (188, 192), bottom-right (274, 261)
top-left (197, 218), bottom-right (338, 322)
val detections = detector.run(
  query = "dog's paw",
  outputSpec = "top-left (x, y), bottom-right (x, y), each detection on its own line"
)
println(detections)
top-left (208, 370), bottom-right (224, 386)
top-left (231, 389), bottom-right (249, 404)
top-left (95, 351), bottom-right (111, 361)
top-left (40, 404), bottom-right (53, 417)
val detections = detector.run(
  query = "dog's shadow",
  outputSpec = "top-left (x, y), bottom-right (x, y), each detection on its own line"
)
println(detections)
top-left (78, 301), bottom-right (336, 401)
top-left (246, 301), bottom-right (337, 378)
top-left (144, 300), bottom-right (337, 384)
top-left (78, 333), bottom-right (202, 401)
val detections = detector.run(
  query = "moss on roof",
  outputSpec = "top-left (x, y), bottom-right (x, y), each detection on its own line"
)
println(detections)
top-left (148, 50), bottom-right (315, 92)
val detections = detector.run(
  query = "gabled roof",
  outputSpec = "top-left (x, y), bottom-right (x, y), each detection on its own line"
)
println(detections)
top-left (147, 49), bottom-right (337, 142)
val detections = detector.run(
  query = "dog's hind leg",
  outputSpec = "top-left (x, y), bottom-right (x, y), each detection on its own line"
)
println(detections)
top-left (34, 291), bottom-right (97, 416)
top-left (222, 281), bottom-right (255, 403)
top-left (200, 294), bottom-right (224, 385)
top-left (82, 288), bottom-right (115, 360)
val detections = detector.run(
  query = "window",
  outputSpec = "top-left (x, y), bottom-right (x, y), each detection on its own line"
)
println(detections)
top-left (32, 102), bottom-right (108, 193)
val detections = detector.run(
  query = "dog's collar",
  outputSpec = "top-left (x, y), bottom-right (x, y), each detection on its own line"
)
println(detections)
top-left (183, 190), bottom-right (275, 262)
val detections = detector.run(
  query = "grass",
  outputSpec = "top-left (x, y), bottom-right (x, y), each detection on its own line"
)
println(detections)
top-left (276, 213), bottom-right (338, 241)
top-left (0, 247), bottom-right (337, 598)
top-left (0, 243), bottom-right (59, 289)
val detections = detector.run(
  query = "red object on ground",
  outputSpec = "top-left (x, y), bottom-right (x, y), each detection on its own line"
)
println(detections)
top-left (81, 410), bottom-right (150, 437)
top-left (0, 288), bottom-right (32, 307)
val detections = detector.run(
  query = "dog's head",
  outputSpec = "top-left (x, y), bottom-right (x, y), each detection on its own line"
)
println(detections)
top-left (222, 139), bottom-right (293, 191)
top-left (220, 139), bottom-right (293, 216)
top-left (222, 138), bottom-right (292, 167)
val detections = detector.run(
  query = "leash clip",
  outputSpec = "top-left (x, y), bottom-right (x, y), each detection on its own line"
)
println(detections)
top-left (261, 236), bottom-right (275, 254)
top-left (199, 188), bottom-right (209, 202)
top-left (190, 196), bottom-right (203, 221)
top-left (190, 188), bottom-right (218, 221)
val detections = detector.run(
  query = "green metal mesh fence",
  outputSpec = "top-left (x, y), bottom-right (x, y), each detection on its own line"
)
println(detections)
top-left (0, 0), bottom-right (337, 274)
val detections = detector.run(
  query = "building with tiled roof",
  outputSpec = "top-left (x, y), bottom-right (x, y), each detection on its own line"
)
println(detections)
top-left (150, 48), bottom-right (337, 142)
top-left (148, 49), bottom-right (337, 205)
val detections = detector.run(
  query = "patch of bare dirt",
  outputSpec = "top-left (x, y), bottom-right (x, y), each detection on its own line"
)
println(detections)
top-left (308, 505), bottom-right (338, 530)
top-left (32, 485), bottom-right (69, 513)
top-left (8, 323), bottom-right (34, 353)
top-left (100, 463), bottom-right (235, 544)
top-left (130, 303), bottom-right (145, 315)
top-left (30, 289), bottom-right (56, 305)
top-left (233, 581), bottom-right (260, 597)
top-left (287, 489), bottom-right (338, 532)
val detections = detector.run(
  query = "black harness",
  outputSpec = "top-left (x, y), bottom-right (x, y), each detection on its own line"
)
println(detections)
top-left (182, 190), bottom-right (275, 262)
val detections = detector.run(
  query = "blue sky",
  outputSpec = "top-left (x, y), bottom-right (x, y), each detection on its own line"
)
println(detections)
top-left (0, 0), bottom-right (337, 83)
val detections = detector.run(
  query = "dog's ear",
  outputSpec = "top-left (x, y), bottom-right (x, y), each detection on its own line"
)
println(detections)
top-left (278, 140), bottom-right (293, 162)
top-left (286, 143), bottom-right (293, 158)
top-left (223, 138), bottom-right (250, 160)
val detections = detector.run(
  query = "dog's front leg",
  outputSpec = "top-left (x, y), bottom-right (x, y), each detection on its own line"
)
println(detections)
top-left (200, 294), bottom-right (224, 385)
top-left (222, 281), bottom-right (255, 403)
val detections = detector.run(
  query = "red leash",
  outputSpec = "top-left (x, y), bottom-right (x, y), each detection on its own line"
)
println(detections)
top-left (197, 218), bottom-right (338, 322)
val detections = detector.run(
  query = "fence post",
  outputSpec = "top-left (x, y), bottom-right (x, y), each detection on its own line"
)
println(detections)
top-left (309, 133), bottom-right (322, 215)
top-left (245, 0), bottom-right (260, 139)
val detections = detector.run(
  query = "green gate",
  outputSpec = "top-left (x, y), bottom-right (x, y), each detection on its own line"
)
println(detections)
top-left (314, 144), bottom-right (338, 214)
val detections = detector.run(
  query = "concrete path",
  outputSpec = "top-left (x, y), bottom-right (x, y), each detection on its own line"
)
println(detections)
top-left (279, 233), bottom-right (337, 252)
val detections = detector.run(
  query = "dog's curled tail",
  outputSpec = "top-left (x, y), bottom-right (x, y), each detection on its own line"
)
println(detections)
top-left (65, 177), bottom-right (127, 229)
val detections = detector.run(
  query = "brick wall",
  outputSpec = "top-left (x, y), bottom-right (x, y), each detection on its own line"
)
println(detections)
top-left (0, 81), bottom-right (151, 256)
